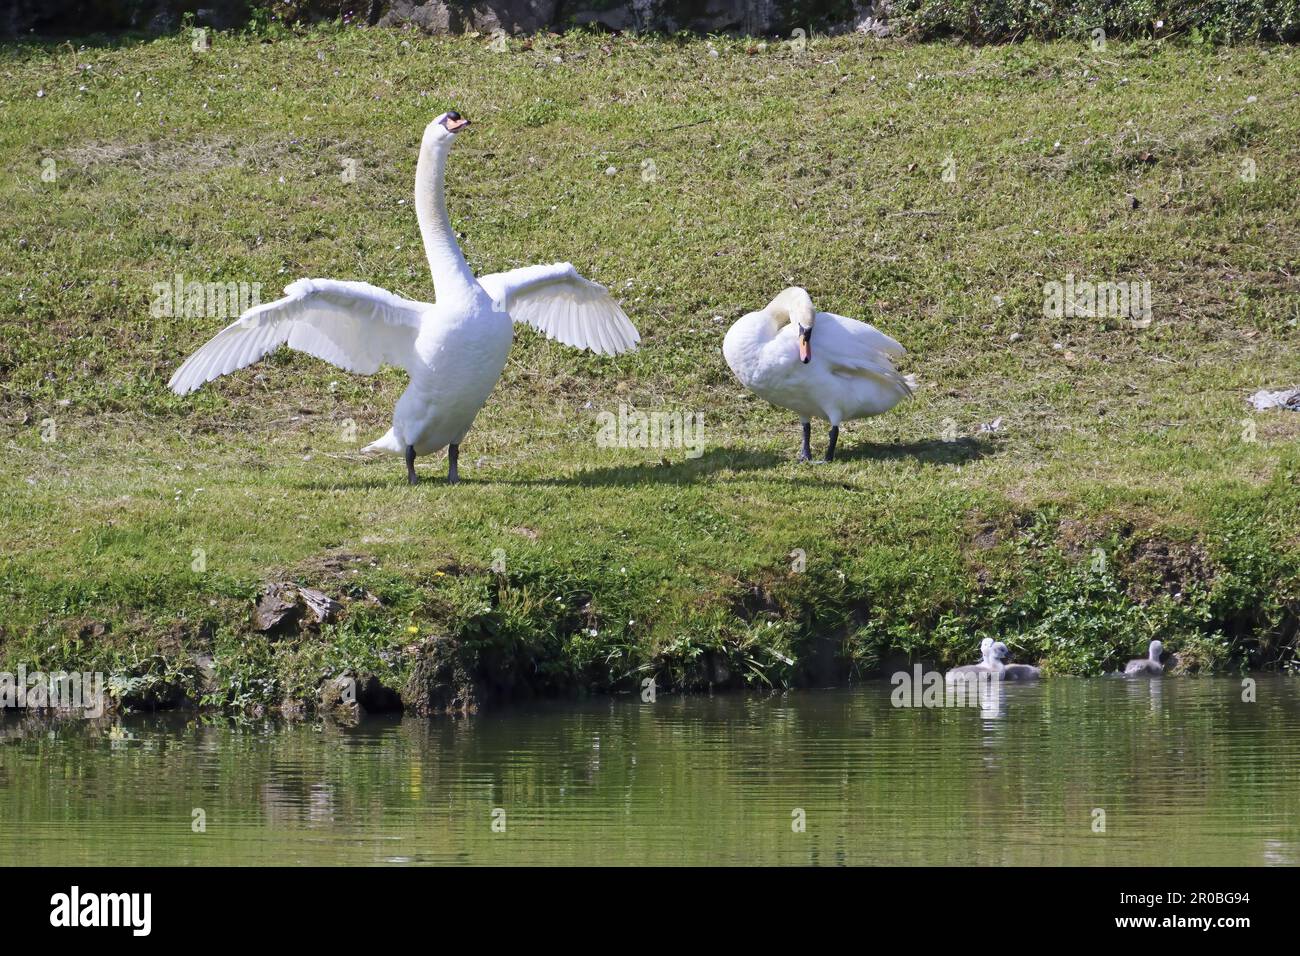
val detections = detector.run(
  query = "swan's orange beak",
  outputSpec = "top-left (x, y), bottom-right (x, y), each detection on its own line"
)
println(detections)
top-left (798, 325), bottom-right (812, 364)
top-left (445, 116), bottom-right (470, 133)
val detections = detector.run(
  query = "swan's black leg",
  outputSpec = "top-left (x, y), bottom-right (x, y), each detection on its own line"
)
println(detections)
top-left (798, 421), bottom-right (812, 462)
top-left (447, 443), bottom-right (460, 485)
top-left (826, 425), bottom-right (839, 462)
top-left (406, 445), bottom-right (418, 485)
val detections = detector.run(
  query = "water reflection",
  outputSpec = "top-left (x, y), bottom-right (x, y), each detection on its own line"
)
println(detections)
top-left (979, 680), bottom-right (1005, 721)
top-left (1262, 839), bottom-right (1299, 866)
top-left (0, 676), bottom-right (1297, 866)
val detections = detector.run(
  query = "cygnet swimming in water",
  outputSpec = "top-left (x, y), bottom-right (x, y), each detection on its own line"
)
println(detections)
top-left (1002, 645), bottom-right (1041, 682)
top-left (947, 641), bottom-right (1007, 683)
top-left (1123, 640), bottom-right (1165, 676)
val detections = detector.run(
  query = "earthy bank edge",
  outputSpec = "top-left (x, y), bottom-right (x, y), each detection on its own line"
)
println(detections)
top-left (5, 509), bottom-right (1298, 721)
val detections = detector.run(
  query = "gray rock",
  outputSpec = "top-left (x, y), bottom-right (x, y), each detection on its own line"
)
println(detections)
top-left (380, 1), bottom-right (557, 33)
top-left (254, 582), bottom-right (343, 635)
top-left (573, 1), bottom-right (780, 34)
top-left (853, 1), bottom-right (892, 37)
top-left (254, 584), bottom-right (298, 632)
top-left (300, 587), bottom-right (343, 625)
top-left (379, 0), bottom-right (456, 32)
top-left (190, 652), bottom-right (219, 697)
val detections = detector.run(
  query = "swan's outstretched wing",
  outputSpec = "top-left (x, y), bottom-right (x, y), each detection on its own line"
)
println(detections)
top-left (477, 263), bottom-right (639, 356)
top-left (816, 312), bottom-right (914, 395)
top-left (168, 279), bottom-right (429, 395)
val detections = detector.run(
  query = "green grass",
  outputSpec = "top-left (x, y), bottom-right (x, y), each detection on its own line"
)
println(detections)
top-left (2, 27), bottom-right (1299, 712)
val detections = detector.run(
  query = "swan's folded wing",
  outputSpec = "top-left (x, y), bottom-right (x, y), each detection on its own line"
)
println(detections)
top-left (167, 279), bottom-right (429, 395)
top-left (818, 312), bottom-right (914, 397)
top-left (819, 311), bottom-right (906, 357)
top-left (477, 263), bottom-right (639, 356)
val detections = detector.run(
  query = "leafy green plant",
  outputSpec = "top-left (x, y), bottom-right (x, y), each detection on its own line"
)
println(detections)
top-left (891, 0), bottom-right (1300, 41)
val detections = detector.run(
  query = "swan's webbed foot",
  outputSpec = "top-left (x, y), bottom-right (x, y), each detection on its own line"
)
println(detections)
top-left (797, 421), bottom-right (812, 463)
top-left (405, 445), bottom-right (419, 485)
top-left (825, 425), bottom-right (839, 462)
top-left (447, 443), bottom-right (460, 485)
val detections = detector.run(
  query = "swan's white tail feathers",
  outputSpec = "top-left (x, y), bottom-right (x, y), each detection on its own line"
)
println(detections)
top-left (361, 429), bottom-right (404, 456)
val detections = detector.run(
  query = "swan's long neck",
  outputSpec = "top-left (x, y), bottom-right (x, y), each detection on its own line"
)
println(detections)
top-left (767, 286), bottom-right (815, 332)
top-left (415, 135), bottom-right (478, 302)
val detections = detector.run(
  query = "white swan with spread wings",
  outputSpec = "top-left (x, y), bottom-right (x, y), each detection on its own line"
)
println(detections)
top-left (168, 111), bottom-right (639, 484)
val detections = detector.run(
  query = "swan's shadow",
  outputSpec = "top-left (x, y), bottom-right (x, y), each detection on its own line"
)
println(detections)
top-left (496, 448), bottom-right (783, 487)
top-left (832, 435), bottom-right (996, 465)
top-left (287, 438), bottom-right (993, 491)
top-left (287, 448), bottom-right (780, 491)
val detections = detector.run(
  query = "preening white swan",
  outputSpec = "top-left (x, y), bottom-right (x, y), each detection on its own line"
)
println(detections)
top-left (168, 111), bottom-right (639, 484)
top-left (722, 287), bottom-right (913, 461)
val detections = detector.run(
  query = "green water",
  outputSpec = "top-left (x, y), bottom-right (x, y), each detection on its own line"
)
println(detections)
top-left (2, 676), bottom-right (1298, 866)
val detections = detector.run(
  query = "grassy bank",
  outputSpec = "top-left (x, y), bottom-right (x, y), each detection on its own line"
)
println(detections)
top-left (1, 28), bottom-right (1299, 715)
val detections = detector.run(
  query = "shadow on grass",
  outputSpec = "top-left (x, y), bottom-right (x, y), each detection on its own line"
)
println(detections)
top-left (834, 435), bottom-right (997, 465)
top-left (287, 438), bottom-right (994, 491)
top-left (286, 448), bottom-right (782, 491)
